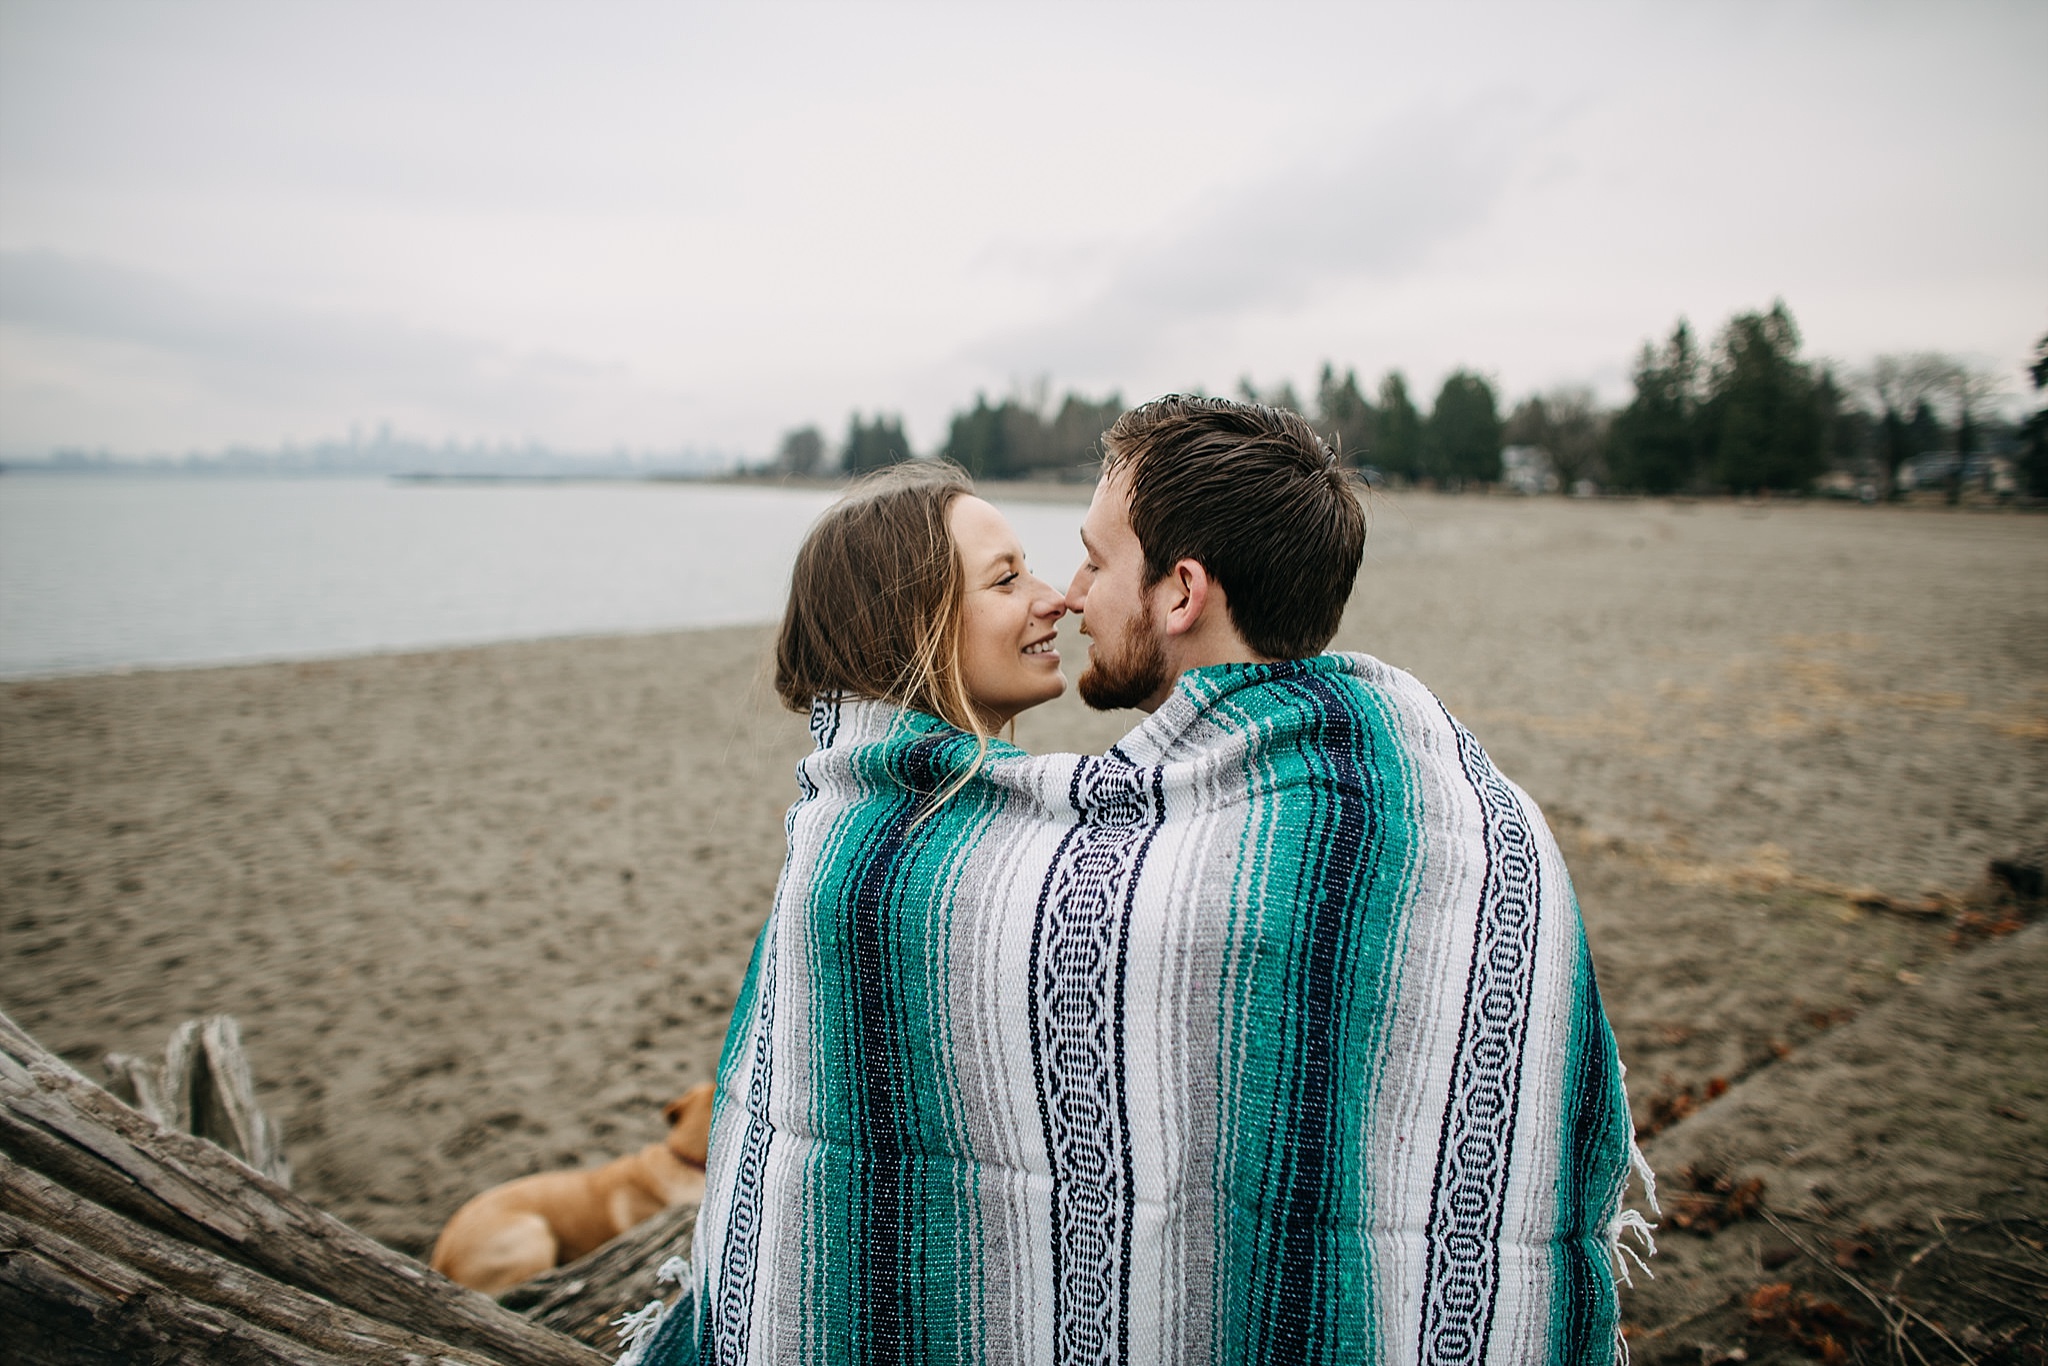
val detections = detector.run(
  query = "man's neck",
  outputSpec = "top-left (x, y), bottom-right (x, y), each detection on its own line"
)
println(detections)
top-left (1168, 624), bottom-right (1275, 676)
top-left (1139, 632), bottom-right (1278, 713)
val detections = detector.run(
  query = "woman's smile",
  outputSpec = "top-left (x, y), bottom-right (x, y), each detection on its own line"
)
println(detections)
top-left (947, 495), bottom-right (1068, 728)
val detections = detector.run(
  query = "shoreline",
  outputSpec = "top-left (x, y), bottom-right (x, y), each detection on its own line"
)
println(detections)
top-left (0, 620), bottom-right (781, 686)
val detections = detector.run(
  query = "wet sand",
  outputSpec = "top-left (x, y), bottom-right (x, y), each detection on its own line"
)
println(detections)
top-left (4, 493), bottom-right (2043, 1352)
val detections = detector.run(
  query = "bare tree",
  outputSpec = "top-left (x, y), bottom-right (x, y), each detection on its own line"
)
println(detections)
top-left (1505, 386), bottom-right (1608, 494)
top-left (1940, 363), bottom-right (2008, 501)
top-left (1861, 354), bottom-right (1959, 497)
top-left (1862, 355), bottom-right (2011, 501)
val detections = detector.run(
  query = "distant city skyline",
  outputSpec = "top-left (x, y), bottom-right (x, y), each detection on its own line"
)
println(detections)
top-left (2, 0), bottom-right (2042, 461)
top-left (13, 427), bottom-right (736, 476)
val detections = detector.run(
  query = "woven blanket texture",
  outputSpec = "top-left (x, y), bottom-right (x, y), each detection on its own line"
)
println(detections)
top-left (672, 652), bottom-right (1642, 1366)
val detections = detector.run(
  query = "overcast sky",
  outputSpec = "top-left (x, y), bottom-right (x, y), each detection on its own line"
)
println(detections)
top-left (1, 0), bottom-right (2041, 461)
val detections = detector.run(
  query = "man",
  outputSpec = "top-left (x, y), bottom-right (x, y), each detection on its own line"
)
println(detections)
top-left (1052, 395), bottom-right (1648, 1360)
top-left (683, 397), bottom-right (1647, 1366)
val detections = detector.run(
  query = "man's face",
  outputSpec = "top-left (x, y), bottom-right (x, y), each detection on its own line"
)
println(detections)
top-left (1067, 470), bottom-right (1175, 712)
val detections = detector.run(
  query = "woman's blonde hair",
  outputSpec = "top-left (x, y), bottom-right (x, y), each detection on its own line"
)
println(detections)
top-left (774, 461), bottom-right (990, 739)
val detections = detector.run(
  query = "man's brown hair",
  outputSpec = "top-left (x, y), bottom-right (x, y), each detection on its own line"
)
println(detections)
top-left (1100, 395), bottom-right (1366, 659)
top-left (774, 461), bottom-right (989, 734)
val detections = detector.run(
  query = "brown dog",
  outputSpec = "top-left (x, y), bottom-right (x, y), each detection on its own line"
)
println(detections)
top-left (430, 1083), bottom-right (715, 1294)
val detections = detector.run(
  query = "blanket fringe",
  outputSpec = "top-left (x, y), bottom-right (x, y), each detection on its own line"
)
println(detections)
top-left (613, 1300), bottom-right (668, 1366)
top-left (613, 1256), bottom-right (696, 1366)
top-left (1608, 1135), bottom-right (1661, 1286)
top-left (1608, 1137), bottom-right (1661, 1365)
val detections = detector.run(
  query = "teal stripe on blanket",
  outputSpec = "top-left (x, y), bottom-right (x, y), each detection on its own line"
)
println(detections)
top-left (805, 719), bottom-right (1016, 1363)
top-left (1550, 900), bottom-right (1631, 1360)
top-left (1209, 670), bottom-right (1409, 1363)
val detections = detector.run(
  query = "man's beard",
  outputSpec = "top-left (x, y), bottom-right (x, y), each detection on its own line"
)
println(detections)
top-left (1078, 613), bottom-right (1172, 711)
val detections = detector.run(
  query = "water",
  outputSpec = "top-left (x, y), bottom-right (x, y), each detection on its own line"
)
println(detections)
top-left (0, 476), bottom-right (1089, 677)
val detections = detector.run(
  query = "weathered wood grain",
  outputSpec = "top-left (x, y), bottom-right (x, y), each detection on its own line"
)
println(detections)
top-left (103, 1015), bottom-right (291, 1186)
top-left (0, 1008), bottom-right (604, 1366)
top-left (0, 1153), bottom-right (517, 1363)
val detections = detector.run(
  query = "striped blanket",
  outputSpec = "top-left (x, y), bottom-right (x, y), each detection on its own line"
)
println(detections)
top-left (648, 651), bottom-right (1650, 1366)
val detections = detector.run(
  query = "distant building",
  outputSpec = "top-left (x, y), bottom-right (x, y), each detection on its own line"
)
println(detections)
top-left (1500, 444), bottom-right (1558, 496)
top-left (1898, 451), bottom-right (2016, 495)
top-left (1897, 451), bottom-right (1960, 489)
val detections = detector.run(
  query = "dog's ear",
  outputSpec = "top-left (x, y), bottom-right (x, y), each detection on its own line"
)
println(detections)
top-left (666, 1082), bottom-right (717, 1165)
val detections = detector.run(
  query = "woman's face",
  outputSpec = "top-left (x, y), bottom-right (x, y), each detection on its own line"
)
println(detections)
top-left (948, 495), bottom-right (1067, 727)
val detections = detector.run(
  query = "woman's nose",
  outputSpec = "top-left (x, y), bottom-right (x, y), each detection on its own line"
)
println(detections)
top-left (1030, 576), bottom-right (1067, 620)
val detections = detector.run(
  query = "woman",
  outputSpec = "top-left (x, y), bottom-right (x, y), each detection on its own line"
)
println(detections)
top-left (614, 463), bottom-right (1086, 1366)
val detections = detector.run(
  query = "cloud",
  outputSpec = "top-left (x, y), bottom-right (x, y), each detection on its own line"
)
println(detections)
top-left (0, 249), bottom-right (615, 420)
top-left (968, 100), bottom-right (1531, 378)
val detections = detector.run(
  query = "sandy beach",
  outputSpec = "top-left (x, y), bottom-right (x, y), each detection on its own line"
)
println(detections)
top-left (4, 492), bottom-right (2044, 1357)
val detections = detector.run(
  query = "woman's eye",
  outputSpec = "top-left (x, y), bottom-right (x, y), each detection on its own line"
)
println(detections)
top-left (996, 572), bottom-right (1020, 588)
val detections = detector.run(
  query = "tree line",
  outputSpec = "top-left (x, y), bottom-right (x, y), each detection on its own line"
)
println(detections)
top-left (771, 386), bottom-right (1125, 483)
top-left (769, 302), bottom-right (2048, 499)
top-left (1595, 305), bottom-right (2041, 499)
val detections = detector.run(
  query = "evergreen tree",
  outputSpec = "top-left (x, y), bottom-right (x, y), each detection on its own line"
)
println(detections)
top-left (1314, 363), bottom-right (1377, 467)
top-left (1811, 369), bottom-right (1874, 488)
top-left (1424, 370), bottom-right (1503, 487)
top-left (1237, 377), bottom-right (1304, 414)
top-left (1375, 371), bottom-right (1423, 483)
top-left (774, 426), bottom-right (825, 476)
top-left (1879, 406), bottom-right (1909, 497)
top-left (1608, 320), bottom-right (1702, 494)
top-left (940, 396), bottom-right (1009, 479)
top-left (1902, 400), bottom-right (1945, 491)
top-left (941, 389), bottom-right (1122, 480)
top-left (1047, 392), bottom-right (1123, 471)
top-left (2022, 332), bottom-right (2048, 498)
top-left (843, 413), bottom-right (912, 475)
top-left (1702, 301), bottom-right (1821, 492)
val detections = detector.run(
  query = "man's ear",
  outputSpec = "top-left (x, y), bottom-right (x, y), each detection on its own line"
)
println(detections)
top-left (1158, 559), bottom-right (1212, 638)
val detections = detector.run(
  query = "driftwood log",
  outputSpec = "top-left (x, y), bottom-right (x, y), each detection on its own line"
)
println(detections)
top-left (0, 1008), bottom-right (606, 1364)
top-left (103, 1014), bottom-right (291, 1187)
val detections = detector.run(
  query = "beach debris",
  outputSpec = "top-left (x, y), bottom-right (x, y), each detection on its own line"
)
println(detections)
top-left (1949, 906), bottom-right (2028, 946)
top-left (1760, 1239), bottom-right (1800, 1270)
top-left (1829, 1234), bottom-right (1875, 1270)
top-left (1891, 1216), bottom-right (2048, 1363)
top-left (1626, 837), bottom-right (2048, 946)
top-left (1743, 1282), bottom-right (1870, 1364)
top-left (1802, 1005), bottom-right (1857, 1033)
top-left (1988, 848), bottom-right (2045, 903)
top-left (1638, 1074), bottom-right (1731, 1140)
top-left (1, 1007), bottom-right (605, 1364)
top-left (1944, 848), bottom-right (2046, 948)
top-left (1749, 1206), bottom-right (2043, 1366)
top-left (1664, 1162), bottom-right (1765, 1233)
top-left (103, 1013), bottom-right (290, 1186)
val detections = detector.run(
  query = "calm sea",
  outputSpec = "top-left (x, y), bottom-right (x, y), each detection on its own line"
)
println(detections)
top-left (0, 475), bottom-right (1089, 678)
